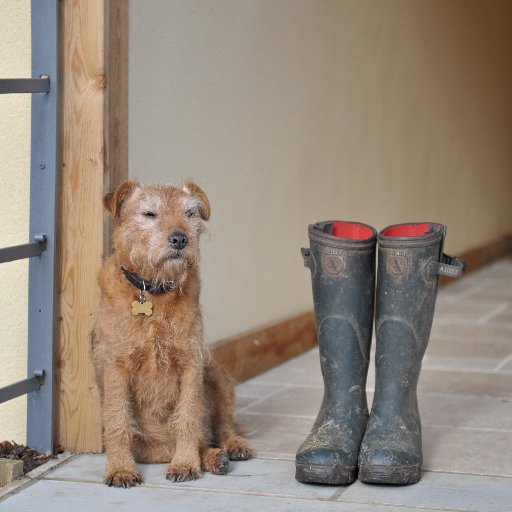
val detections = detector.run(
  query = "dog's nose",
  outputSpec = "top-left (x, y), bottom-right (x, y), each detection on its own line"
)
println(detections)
top-left (169, 231), bottom-right (188, 250)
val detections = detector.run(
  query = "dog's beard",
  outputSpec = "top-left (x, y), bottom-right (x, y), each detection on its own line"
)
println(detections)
top-left (128, 246), bottom-right (199, 290)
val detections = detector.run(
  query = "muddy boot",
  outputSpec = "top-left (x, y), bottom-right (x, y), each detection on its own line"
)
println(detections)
top-left (358, 223), bottom-right (466, 485)
top-left (295, 221), bottom-right (377, 485)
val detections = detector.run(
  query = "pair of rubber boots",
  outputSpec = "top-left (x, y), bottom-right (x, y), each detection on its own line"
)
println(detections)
top-left (295, 221), bottom-right (466, 485)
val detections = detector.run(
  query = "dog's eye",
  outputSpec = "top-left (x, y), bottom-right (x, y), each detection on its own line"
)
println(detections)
top-left (143, 211), bottom-right (157, 218)
top-left (185, 209), bottom-right (196, 218)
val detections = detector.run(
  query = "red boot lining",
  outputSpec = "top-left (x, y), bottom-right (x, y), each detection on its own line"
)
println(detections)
top-left (382, 223), bottom-right (432, 237)
top-left (331, 221), bottom-right (374, 241)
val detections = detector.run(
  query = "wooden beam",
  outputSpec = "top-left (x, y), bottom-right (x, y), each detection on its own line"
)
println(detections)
top-left (55, 0), bottom-right (126, 453)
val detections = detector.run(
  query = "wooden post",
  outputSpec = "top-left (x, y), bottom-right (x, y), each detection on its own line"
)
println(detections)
top-left (55, 0), bottom-right (128, 453)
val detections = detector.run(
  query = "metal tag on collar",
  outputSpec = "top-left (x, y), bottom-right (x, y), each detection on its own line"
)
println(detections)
top-left (131, 280), bottom-right (153, 317)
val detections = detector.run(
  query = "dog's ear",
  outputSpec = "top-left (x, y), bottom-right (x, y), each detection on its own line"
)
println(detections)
top-left (103, 180), bottom-right (140, 218)
top-left (182, 180), bottom-right (211, 221)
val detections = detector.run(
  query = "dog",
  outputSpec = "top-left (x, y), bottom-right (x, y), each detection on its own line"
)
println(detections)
top-left (92, 180), bottom-right (252, 488)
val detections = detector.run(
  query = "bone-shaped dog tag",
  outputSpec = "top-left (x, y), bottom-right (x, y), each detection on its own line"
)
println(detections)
top-left (131, 300), bottom-right (153, 316)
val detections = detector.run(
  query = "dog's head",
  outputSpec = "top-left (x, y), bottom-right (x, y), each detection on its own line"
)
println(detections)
top-left (104, 180), bottom-right (210, 287)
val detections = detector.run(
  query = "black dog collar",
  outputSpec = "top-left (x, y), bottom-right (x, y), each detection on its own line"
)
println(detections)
top-left (121, 266), bottom-right (177, 295)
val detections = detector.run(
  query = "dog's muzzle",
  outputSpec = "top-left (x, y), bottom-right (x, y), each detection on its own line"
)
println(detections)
top-left (169, 231), bottom-right (188, 250)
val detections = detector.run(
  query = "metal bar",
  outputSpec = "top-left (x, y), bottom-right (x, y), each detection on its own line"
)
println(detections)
top-left (0, 370), bottom-right (45, 405)
top-left (0, 237), bottom-right (47, 264)
top-left (27, 0), bottom-right (59, 455)
top-left (0, 77), bottom-right (50, 94)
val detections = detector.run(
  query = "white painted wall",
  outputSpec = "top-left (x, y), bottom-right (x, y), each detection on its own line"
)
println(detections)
top-left (0, 0), bottom-right (31, 443)
top-left (129, 0), bottom-right (512, 343)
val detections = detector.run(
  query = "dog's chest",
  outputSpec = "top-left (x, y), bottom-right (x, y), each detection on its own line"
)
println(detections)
top-left (129, 337), bottom-right (181, 409)
top-left (128, 327), bottom-right (180, 372)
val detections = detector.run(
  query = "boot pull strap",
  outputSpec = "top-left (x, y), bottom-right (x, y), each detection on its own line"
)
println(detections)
top-left (431, 253), bottom-right (467, 278)
top-left (301, 247), bottom-right (314, 270)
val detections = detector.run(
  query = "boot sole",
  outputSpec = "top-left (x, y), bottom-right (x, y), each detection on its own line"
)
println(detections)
top-left (358, 463), bottom-right (421, 485)
top-left (295, 463), bottom-right (357, 485)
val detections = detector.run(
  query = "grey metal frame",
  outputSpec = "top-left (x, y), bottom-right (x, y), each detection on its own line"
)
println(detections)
top-left (0, 237), bottom-right (47, 264)
top-left (0, 0), bottom-right (58, 455)
top-left (0, 77), bottom-right (50, 94)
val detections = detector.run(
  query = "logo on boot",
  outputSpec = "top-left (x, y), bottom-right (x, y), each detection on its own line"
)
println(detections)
top-left (323, 252), bottom-right (345, 276)
top-left (387, 254), bottom-right (409, 276)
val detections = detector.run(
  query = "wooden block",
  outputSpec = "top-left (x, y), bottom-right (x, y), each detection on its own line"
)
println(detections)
top-left (0, 458), bottom-right (23, 487)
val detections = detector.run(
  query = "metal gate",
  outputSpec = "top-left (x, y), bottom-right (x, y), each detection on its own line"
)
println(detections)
top-left (0, 0), bottom-right (58, 455)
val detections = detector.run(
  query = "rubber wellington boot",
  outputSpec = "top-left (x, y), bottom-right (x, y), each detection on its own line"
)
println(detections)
top-left (358, 223), bottom-right (466, 485)
top-left (295, 220), bottom-right (377, 485)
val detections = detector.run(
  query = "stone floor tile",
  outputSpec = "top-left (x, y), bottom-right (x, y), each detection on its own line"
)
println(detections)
top-left (244, 385), bottom-right (375, 415)
top-left (423, 425), bottom-right (512, 476)
top-left (426, 335), bottom-right (512, 359)
top-left (418, 368), bottom-right (512, 397)
top-left (461, 286), bottom-right (512, 301)
top-left (429, 322), bottom-right (512, 342)
top-left (236, 413), bottom-right (312, 460)
top-left (43, 453), bottom-right (103, 483)
top-left (492, 303), bottom-right (512, 324)
top-left (434, 299), bottom-right (509, 325)
top-left (45, 454), bottom-right (338, 501)
top-left (139, 457), bottom-right (338, 500)
top-left (422, 354), bottom-right (504, 372)
top-left (241, 383), bottom-right (512, 432)
top-left (340, 471), bottom-right (512, 512)
top-left (237, 395), bottom-right (259, 409)
top-left (236, 381), bottom-right (284, 398)
top-left (419, 393), bottom-right (512, 431)
top-left (241, 385), bottom-right (321, 418)
top-left (498, 355), bottom-right (512, 373)
top-left (0, 479), bottom-right (442, 512)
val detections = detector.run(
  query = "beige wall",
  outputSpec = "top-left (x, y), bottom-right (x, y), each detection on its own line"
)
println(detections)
top-left (129, 0), bottom-right (512, 343)
top-left (0, 0), bottom-right (31, 443)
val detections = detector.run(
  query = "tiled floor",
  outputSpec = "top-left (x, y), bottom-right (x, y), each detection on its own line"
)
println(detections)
top-left (1, 257), bottom-right (512, 511)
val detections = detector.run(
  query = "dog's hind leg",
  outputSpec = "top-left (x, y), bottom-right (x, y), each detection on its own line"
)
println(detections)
top-left (201, 447), bottom-right (230, 475)
top-left (206, 361), bottom-right (253, 461)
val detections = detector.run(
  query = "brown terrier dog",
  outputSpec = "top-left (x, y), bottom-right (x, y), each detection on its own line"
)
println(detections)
top-left (92, 180), bottom-right (252, 488)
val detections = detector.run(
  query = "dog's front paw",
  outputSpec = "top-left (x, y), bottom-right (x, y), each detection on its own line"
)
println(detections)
top-left (225, 436), bottom-right (253, 461)
top-left (104, 468), bottom-right (143, 488)
top-left (166, 462), bottom-right (201, 483)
